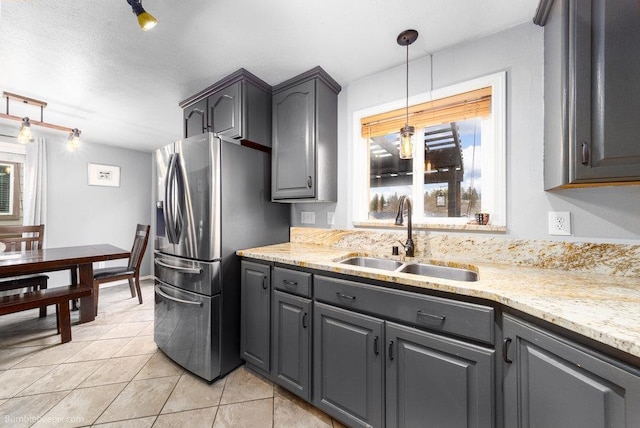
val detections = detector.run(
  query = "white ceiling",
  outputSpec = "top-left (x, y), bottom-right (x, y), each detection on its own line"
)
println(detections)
top-left (0, 0), bottom-right (539, 153)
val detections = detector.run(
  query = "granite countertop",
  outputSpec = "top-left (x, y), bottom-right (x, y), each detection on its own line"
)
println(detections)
top-left (237, 242), bottom-right (640, 361)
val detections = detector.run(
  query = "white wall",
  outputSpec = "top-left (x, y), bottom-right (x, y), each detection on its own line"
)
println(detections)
top-left (292, 22), bottom-right (640, 243)
top-left (45, 136), bottom-right (153, 284)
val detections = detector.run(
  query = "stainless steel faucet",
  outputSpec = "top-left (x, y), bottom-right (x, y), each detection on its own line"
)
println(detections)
top-left (395, 196), bottom-right (415, 257)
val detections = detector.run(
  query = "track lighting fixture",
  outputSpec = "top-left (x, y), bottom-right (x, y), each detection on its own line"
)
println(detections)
top-left (397, 29), bottom-right (419, 160)
top-left (0, 92), bottom-right (82, 149)
top-left (127, 0), bottom-right (158, 31)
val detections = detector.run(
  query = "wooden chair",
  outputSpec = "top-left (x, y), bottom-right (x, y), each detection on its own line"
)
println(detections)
top-left (93, 224), bottom-right (150, 310)
top-left (0, 224), bottom-right (44, 252)
top-left (0, 225), bottom-right (49, 317)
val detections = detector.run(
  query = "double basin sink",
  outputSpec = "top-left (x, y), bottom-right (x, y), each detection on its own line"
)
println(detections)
top-left (339, 256), bottom-right (478, 282)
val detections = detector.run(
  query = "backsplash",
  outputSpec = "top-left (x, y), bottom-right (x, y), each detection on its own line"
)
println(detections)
top-left (290, 227), bottom-right (640, 277)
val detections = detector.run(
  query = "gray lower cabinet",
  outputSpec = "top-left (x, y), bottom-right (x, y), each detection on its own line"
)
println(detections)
top-left (386, 322), bottom-right (495, 428)
top-left (240, 261), bottom-right (271, 372)
top-left (272, 289), bottom-right (311, 401)
top-left (313, 302), bottom-right (385, 428)
top-left (503, 314), bottom-right (640, 427)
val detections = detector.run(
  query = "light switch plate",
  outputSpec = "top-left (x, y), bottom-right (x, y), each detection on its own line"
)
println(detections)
top-left (327, 212), bottom-right (335, 226)
top-left (301, 211), bottom-right (316, 224)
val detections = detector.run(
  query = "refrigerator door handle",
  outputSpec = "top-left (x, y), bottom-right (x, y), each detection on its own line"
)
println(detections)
top-left (165, 154), bottom-right (185, 244)
top-left (173, 155), bottom-right (185, 241)
top-left (154, 258), bottom-right (203, 274)
top-left (165, 154), bottom-right (178, 244)
top-left (155, 285), bottom-right (204, 307)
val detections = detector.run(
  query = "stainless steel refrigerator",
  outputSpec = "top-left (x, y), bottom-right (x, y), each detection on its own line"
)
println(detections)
top-left (153, 132), bottom-right (289, 381)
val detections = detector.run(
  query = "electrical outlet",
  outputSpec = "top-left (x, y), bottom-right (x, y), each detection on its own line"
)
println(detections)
top-left (548, 211), bottom-right (571, 236)
top-left (327, 212), bottom-right (335, 226)
top-left (301, 211), bottom-right (316, 225)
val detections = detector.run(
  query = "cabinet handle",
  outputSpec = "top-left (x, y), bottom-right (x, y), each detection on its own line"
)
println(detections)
top-left (282, 279), bottom-right (298, 287)
top-left (417, 310), bottom-right (446, 323)
top-left (307, 176), bottom-right (312, 188)
top-left (503, 337), bottom-right (513, 364)
top-left (374, 335), bottom-right (379, 355)
top-left (388, 340), bottom-right (395, 361)
top-left (581, 142), bottom-right (590, 165)
top-left (336, 292), bottom-right (356, 301)
top-left (302, 313), bottom-right (308, 329)
top-left (262, 275), bottom-right (268, 290)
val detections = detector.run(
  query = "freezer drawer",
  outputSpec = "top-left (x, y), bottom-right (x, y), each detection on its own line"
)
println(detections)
top-left (154, 281), bottom-right (220, 381)
top-left (154, 253), bottom-right (221, 295)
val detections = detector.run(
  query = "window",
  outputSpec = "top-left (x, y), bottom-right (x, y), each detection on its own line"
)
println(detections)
top-left (0, 161), bottom-right (21, 220)
top-left (352, 72), bottom-right (506, 228)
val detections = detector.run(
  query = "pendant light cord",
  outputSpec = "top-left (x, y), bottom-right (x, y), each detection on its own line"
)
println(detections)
top-left (405, 44), bottom-right (409, 126)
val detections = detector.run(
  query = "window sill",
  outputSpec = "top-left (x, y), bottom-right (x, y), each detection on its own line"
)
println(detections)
top-left (352, 220), bottom-right (507, 233)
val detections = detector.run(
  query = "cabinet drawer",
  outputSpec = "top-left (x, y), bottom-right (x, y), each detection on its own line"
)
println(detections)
top-left (273, 267), bottom-right (312, 297)
top-left (314, 275), bottom-right (494, 345)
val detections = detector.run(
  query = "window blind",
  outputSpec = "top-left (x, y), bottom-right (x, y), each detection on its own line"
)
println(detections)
top-left (361, 87), bottom-right (492, 138)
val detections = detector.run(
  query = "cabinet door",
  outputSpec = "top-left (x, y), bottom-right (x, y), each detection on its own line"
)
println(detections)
top-left (208, 81), bottom-right (242, 140)
top-left (183, 98), bottom-right (207, 138)
top-left (272, 290), bottom-right (311, 401)
top-left (272, 79), bottom-right (316, 199)
top-left (503, 314), bottom-right (640, 427)
top-left (313, 302), bottom-right (384, 428)
top-left (385, 322), bottom-right (494, 428)
top-left (571, 0), bottom-right (640, 182)
top-left (240, 261), bottom-right (270, 372)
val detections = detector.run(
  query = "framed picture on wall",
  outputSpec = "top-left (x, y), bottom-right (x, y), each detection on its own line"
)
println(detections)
top-left (88, 163), bottom-right (120, 187)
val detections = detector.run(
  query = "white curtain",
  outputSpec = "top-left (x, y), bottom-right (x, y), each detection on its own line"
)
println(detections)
top-left (23, 137), bottom-right (47, 237)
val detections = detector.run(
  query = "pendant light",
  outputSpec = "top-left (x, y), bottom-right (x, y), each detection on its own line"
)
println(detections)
top-left (397, 29), bottom-right (418, 160)
top-left (67, 128), bottom-right (81, 151)
top-left (17, 117), bottom-right (33, 144)
top-left (127, 0), bottom-right (158, 31)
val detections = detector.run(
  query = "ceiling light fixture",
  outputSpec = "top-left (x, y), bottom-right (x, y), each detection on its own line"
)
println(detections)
top-left (127, 0), bottom-right (158, 31)
top-left (0, 92), bottom-right (82, 149)
top-left (397, 29), bottom-right (418, 160)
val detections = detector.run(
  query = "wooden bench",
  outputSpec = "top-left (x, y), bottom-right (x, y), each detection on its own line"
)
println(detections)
top-left (0, 275), bottom-right (50, 317)
top-left (0, 286), bottom-right (93, 343)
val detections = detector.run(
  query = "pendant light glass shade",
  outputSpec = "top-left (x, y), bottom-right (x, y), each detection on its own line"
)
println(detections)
top-left (397, 29), bottom-right (418, 160)
top-left (67, 128), bottom-right (81, 151)
top-left (399, 124), bottom-right (415, 159)
top-left (17, 117), bottom-right (33, 144)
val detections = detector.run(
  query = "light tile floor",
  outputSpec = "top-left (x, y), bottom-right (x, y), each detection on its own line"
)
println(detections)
top-left (0, 280), bottom-right (346, 427)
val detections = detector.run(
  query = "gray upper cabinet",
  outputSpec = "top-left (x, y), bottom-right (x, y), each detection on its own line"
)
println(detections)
top-left (207, 81), bottom-right (242, 140)
top-left (240, 261), bottom-right (271, 372)
top-left (180, 68), bottom-right (272, 146)
top-left (535, 0), bottom-right (640, 189)
top-left (272, 67), bottom-right (341, 202)
top-left (503, 314), bottom-right (640, 427)
top-left (183, 98), bottom-right (207, 139)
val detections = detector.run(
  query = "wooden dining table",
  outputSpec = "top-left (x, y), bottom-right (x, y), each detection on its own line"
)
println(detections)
top-left (0, 244), bottom-right (130, 323)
